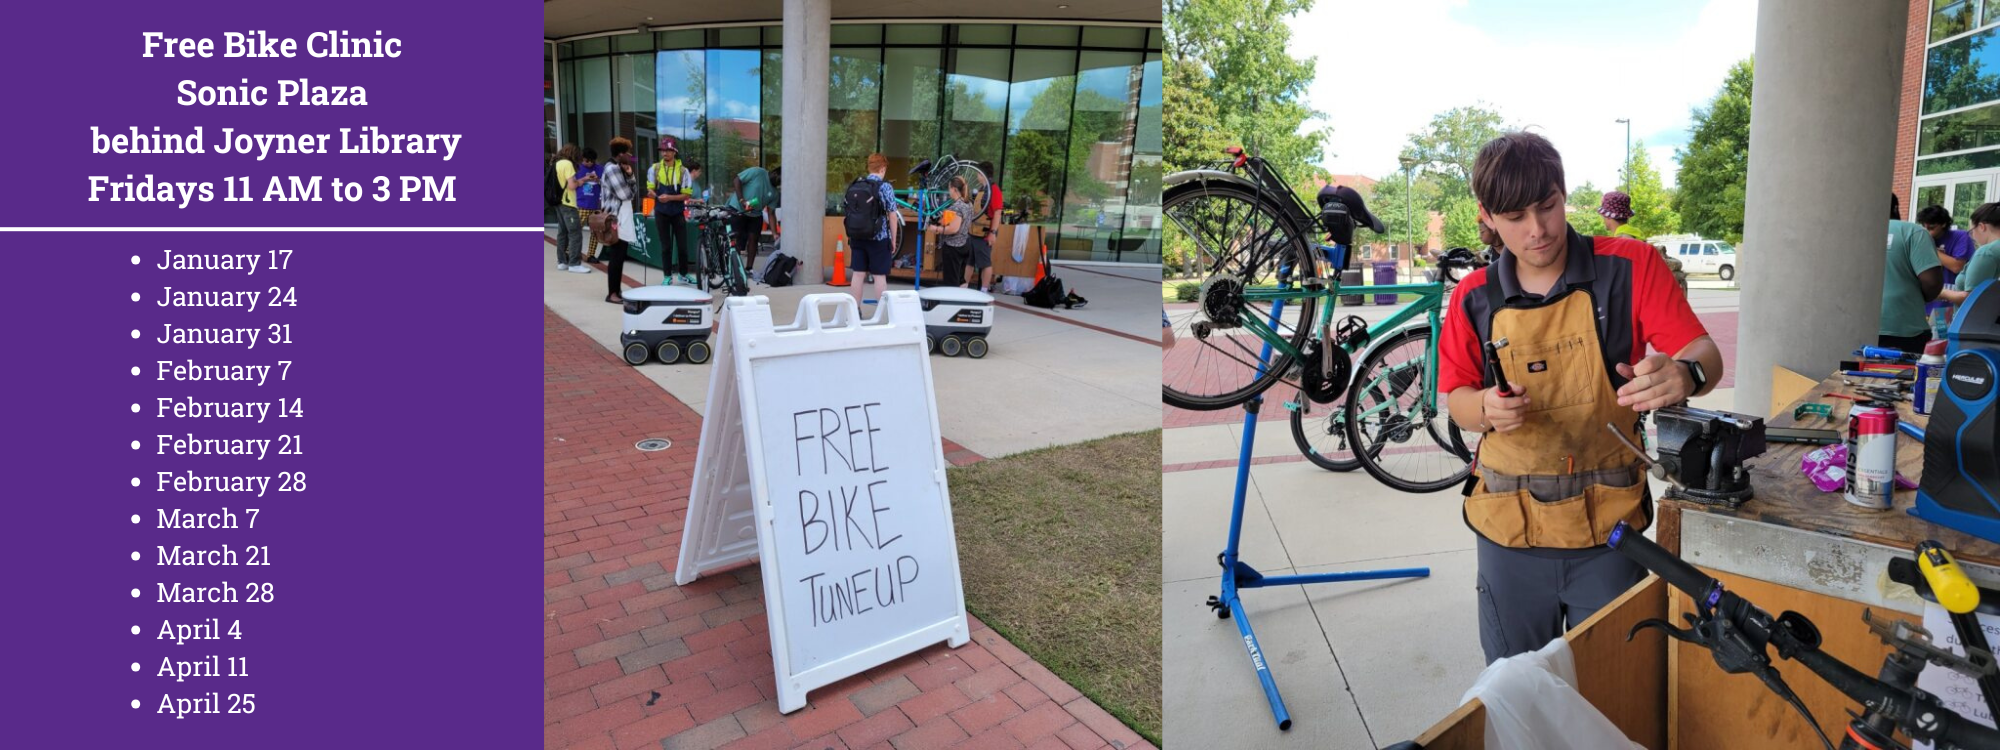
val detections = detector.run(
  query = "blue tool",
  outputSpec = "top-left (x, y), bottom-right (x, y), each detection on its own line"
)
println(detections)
top-left (1856, 346), bottom-right (1919, 362)
top-left (1912, 280), bottom-right (2000, 543)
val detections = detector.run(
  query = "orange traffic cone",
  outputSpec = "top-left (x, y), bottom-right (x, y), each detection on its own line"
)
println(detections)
top-left (832, 241), bottom-right (849, 286)
top-left (1034, 243), bottom-right (1048, 284)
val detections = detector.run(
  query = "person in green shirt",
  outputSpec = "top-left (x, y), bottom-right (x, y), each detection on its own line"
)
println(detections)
top-left (1882, 193), bottom-right (1946, 351)
top-left (1940, 201), bottom-right (2000, 311)
top-left (728, 166), bottom-right (779, 275)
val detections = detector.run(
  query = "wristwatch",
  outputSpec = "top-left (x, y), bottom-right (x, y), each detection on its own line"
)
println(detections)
top-left (1679, 359), bottom-right (1708, 395)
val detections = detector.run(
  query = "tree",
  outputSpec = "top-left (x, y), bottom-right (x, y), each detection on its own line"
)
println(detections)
top-left (1165, 0), bottom-right (1327, 189)
top-left (1674, 58), bottom-right (1753, 243)
top-left (1566, 180), bottom-right (1605, 237)
top-left (1364, 169), bottom-right (1441, 250)
top-left (1401, 104), bottom-right (1509, 200)
top-left (1441, 193), bottom-right (1481, 250)
top-left (1622, 138), bottom-right (1680, 237)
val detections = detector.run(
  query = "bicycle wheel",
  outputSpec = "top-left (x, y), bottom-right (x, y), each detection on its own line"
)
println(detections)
top-left (1288, 394), bottom-right (1368, 472)
top-left (723, 249), bottom-right (750, 298)
top-left (927, 159), bottom-right (991, 215)
top-left (1343, 326), bottom-right (1474, 493)
top-left (1162, 178), bottom-right (1318, 411)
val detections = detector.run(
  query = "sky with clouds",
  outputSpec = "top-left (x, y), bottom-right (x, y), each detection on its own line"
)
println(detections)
top-left (1289, 0), bottom-right (1758, 191)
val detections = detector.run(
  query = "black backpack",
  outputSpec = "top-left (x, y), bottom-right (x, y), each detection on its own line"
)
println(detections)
top-left (764, 253), bottom-right (799, 287)
top-left (1024, 276), bottom-right (1065, 308)
top-left (544, 162), bottom-right (565, 208)
top-left (842, 178), bottom-right (886, 241)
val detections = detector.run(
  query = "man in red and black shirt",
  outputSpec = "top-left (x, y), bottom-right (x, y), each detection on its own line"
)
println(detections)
top-left (1438, 132), bottom-right (1722, 663)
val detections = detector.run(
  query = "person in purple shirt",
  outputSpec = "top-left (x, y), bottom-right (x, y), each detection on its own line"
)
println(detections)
top-left (1918, 206), bottom-right (1977, 327)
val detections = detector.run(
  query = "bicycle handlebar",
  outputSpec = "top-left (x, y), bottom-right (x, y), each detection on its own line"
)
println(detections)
top-left (1606, 521), bottom-right (2000, 750)
top-left (1607, 523), bottom-right (1721, 611)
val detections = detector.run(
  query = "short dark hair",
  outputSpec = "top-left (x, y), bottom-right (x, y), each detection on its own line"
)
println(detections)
top-left (1917, 205), bottom-right (1953, 227)
top-left (1972, 202), bottom-right (2000, 229)
top-left (1472, 132), bottom-right (1567, 214)
top-left (1891, 192), bottom-right (1902, 221)
top-left (580, 147), bottom-right (598, 163)
top-left (683, 159), bottom-right (702, 172)
top-left (609, 137), bottom-right (632, 158)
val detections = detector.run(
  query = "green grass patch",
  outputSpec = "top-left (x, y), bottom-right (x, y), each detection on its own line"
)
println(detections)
top-left (949, 431), bottom-right (1162, 744)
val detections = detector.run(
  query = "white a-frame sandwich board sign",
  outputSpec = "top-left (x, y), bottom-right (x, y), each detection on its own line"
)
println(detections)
top-left (675, 292), bottom-right (969, 713)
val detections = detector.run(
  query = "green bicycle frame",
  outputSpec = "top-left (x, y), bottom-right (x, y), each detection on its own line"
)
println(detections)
top-left (1242, 243), bottom-right (1448, 425)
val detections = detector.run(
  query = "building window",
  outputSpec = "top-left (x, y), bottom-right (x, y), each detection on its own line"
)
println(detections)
top-left (1918, 101), bottom-right (2000, 155)
top-left (1005, 49), bottom-right (1079, 259)
top-left (882, 48), bottom-right (944, 180)
top-left (560, 21), bottom-right (1163, 265)
top-left (827, 48), bottom-right (885, 212)
top-left (1060, 51), bottom-right (1146, 262)
top-left (945, 49), bottom-right (1011, 182)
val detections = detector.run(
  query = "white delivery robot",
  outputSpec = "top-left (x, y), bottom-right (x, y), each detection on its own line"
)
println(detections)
top-left (620, 285), bottom-right (714, 365)
top-left (917, 286), bottom-right (995, 358)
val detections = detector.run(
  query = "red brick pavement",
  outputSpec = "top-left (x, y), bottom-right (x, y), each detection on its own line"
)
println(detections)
top-left (544, 306), bottom-right (1152, 750)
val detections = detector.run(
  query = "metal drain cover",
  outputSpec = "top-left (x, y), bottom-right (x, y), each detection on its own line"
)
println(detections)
top-left (635, 438), bottom-right (672, 452)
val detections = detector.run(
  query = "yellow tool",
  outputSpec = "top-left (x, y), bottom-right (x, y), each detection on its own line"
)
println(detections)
top-left (1918, 540), bottom-right (1982, 615)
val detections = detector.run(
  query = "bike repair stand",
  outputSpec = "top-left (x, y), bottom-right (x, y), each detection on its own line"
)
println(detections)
top-left (1205, 298), bottom-right (1430, 730)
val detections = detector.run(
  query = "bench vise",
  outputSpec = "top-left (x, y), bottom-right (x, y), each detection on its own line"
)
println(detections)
top-left (1653, 405), bottom-right (1768, 508)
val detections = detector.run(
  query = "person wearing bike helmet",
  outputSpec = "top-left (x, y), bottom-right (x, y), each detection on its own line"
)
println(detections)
top-left (1438, 131), bottom-right (1722, 664)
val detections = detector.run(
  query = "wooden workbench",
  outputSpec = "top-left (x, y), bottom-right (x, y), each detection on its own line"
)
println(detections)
top-left (1411, 370), bottom-right (2000, 749)
top-left (1654, 370), bottom-right (2000, 748)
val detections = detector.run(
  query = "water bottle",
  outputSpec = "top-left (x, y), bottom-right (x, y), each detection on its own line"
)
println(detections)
top-left (1931, 305), bottom-right (1951, 340)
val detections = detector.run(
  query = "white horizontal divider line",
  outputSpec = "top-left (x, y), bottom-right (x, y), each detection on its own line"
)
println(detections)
top-left (0, 227), bottom-right (548, 232)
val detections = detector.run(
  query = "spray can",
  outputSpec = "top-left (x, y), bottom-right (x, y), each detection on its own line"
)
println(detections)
top-left (1916, 340), bottom-right (1948, 415)
top-left (1844, 401), bottom-right (1898, 509)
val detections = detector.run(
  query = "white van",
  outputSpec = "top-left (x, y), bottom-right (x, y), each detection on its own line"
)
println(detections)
top-left (1648, 234), bottom-right (1738, 280)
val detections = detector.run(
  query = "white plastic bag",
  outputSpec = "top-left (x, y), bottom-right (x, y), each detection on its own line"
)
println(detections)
top-left (1459, 638), bottom-right (1642, 750)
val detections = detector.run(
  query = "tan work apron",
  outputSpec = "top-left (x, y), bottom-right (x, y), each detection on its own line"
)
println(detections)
top-left (1464, 289), bottom-right (1651, 549)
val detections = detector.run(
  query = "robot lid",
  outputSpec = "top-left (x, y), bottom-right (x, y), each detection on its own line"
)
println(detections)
top-left (915, 286), bottom-right (995, 305)
top-left (624, 285), bottom-right (714, 304)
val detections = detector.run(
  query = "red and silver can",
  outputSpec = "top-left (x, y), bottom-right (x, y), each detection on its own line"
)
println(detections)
top-left (1844, 401), bottom-right (1898, 509)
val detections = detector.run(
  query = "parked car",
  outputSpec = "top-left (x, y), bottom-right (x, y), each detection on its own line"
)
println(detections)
top-left (1648, 234), bottom-right (1738, 280)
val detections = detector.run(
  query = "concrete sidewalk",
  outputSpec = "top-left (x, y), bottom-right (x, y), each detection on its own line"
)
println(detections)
top-left (544, 306), bottom-right (1154, 750)
top-left (544, 233), bottom-right (1162, 459)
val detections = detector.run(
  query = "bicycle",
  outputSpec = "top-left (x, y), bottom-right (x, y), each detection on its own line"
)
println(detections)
top-left (688, 204), bottom-right (751, 301)
top-left (1163, 146), bottom-right (1482, 492)
top-left (1608, 522), bottom-right (2000, 750)
top-left (892, 156), bottom-right (990, 289)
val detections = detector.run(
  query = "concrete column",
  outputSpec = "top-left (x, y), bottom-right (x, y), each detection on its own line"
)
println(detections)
top-left (782, 0), bottom-right (830, 284)
top-left (1735, 0), bottom-right (1907, 416)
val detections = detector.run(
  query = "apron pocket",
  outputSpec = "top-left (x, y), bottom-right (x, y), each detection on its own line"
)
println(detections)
top-left (1584, 477), bottom-right (1649, 544)
top-left (1465, 485), bottom-right (1531, 548)
top-left (1521, 492), bottom-right (1596, 549)
top-left (1505, 335), bottom-right (1593, 413)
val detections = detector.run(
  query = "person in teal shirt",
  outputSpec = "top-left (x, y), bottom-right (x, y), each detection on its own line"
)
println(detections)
top-left (1882, 194), bottom-right (1945, 351)
top-left (728, 166), bottom-right (779, 275)
top-left (1941, 202), bottom-right (2000, 312)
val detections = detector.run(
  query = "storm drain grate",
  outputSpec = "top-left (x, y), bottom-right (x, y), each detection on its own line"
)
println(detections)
top-left (635, 438), bottom-right (672, 452)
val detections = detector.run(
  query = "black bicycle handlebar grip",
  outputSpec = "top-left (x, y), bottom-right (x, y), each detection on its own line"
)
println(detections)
top-left (1608, 521), bottom-right (1720, 609)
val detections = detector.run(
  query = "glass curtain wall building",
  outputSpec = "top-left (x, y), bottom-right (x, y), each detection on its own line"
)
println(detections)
top-left (550, 22), bottom-right (1163, 264)
top-left (1914, 2), bottom-right (2000, 219)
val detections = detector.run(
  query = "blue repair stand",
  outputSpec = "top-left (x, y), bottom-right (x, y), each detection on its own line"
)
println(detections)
top-left (1206, 286), bottom-right (1431, 730)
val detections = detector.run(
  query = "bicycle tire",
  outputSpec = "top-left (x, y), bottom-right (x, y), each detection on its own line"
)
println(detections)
top-left (1343, 326), bottom-right (1473, 493)
top-left (1288, 397), bottom-right (1366, 472)
top-left (1162, 178), bottom-right (1318, 411)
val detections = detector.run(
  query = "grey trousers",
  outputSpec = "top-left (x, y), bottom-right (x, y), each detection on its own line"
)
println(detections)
top-left (555, 205), bottom-right (583, 265)
top-left (1475, 535), bottom-right (1646, 664)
